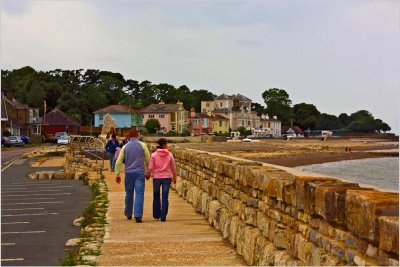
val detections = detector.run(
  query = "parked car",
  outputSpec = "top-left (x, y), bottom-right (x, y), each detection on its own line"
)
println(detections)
top-left (3, 136), bottom-right (24, 147)
top-left (20, 135), bottom-right (30, 144)
top-left (54, 132), bottom-right (67, 143)
top-left (57, 135), bottom-right (70, 145)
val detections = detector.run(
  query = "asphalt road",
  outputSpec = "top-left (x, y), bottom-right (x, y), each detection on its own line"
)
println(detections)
top-left (1, 157), bottom-right (91, 266)
top-left (1, 147), bottom-right (38, 167)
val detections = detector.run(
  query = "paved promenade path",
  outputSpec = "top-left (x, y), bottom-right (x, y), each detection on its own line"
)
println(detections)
top-left (98, 164), bottom-right (245, 266)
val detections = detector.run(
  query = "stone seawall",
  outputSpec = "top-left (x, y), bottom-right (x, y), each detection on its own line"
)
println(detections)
top-left (168, 147), bottom-right (399, 266)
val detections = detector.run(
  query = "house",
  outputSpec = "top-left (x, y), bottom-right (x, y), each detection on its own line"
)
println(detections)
top-left (212, 114), bottom-right (230, 134)
top-left (259, 114), bottom-right (281, 137)
top-left (187, 108), bottom-right (213, 136)
top-left (140, 101), bottom-right (188, 134)
top-left (93, 104), bottom-right (143, 129)
top-left (201, 94), bottom-right (258, 130)
top-left (2, 91), bottom-right (42, 136)
top-left (43, 107), bottom-right (80, 135)
top-left (281, 126), bottom-right (304, 136)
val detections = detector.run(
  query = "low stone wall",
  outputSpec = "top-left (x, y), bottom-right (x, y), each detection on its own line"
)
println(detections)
top-left (169, 148), bottom-right (399, 266)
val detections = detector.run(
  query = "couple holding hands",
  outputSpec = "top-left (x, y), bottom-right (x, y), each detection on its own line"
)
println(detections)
top-left (115, 128), bottom-right (176, 223)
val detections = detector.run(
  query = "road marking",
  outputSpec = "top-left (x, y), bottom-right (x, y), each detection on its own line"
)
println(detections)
top-left (10, 182), bottom-right (65, 185)
top-left (1, 258), bottom-right (24, 262)
top-left (1, 243), bottom-right (16, 246)
top-left (2, 213), bottom-right (58, 217)
top-left (1, 201), bottom-right (64, 205)
top-left (2, 193), bottom-right (71, 197)
top-left (2, 190), bottom-right (61, 193)
top-left (4, 186), bottom-right (73, 189)
top-left (13, 159), bottom-right (26, 165)
top-left (1, 158), bottom-right (20, 172)
top-left (2, 231), bottom-right (45, 234)
top-left (1, 222), bottom-right (30, 225)
top-left (2, 208), bottom-right (44, 211)
top-left (2, 198), bottom-right (55, 201)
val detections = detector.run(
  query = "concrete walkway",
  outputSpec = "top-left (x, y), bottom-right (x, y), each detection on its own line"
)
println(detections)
top-left (98, 163), bottom-right (245, 266)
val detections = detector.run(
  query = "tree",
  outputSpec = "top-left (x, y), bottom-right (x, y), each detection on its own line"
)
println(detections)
top-left (292, 103), bottom-right (320, 130)
top-left (235, 126), bottom-right (247, 137)
top-left (338, 113), bottom-right (351, 127)
top-left (318, 113), bottom-right (342, 130)
top-left (145, 119), bottom-right (161, 134)
top-left (262, 88), bottom-right (292, 125)
top-left (251, 102), bottom-right (267, 116)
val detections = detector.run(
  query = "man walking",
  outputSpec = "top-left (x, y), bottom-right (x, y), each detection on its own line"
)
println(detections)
top-left (115, 128), bottom-right (150, 223)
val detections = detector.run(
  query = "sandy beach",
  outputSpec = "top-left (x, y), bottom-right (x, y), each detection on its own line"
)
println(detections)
top-left (176, 137), bottom-right (399, 167)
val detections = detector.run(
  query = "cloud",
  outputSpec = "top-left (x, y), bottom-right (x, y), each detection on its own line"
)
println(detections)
top-left (0, 1), bottom-right (399, 133)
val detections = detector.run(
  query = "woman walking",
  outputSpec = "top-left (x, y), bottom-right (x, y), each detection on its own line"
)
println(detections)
top-left (145, 138), bottom-right (177, 222)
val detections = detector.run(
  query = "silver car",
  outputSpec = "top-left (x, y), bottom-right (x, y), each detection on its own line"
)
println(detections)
top-left (4, 136), bottom-right (24, 147)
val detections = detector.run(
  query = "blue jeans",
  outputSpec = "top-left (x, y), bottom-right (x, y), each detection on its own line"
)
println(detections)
top-left (108, 152), bottom-right (115, 171)
top-left (124, 171), bottom-right (145, 219)
top-left (153, 178), bottom-right (171, 221)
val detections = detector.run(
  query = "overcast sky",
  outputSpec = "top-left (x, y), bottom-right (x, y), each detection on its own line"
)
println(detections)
top-left (1, 0), bottom-right (399, 133)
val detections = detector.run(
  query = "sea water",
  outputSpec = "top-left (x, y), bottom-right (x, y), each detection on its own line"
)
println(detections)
top-left (296, 157), bottom-right (399, 191)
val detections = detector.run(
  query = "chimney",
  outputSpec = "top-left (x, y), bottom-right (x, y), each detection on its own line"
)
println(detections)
top-left (190, 107), bottom-right (196, 117)
top-left (5, 90), bottom-right (14, 100)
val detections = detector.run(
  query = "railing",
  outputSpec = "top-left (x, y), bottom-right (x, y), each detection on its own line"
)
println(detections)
top-left (69, 135), bottom-right (105, 168)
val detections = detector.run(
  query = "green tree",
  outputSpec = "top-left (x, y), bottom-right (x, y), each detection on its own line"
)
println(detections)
top-left (235, 126), bottom-right (247, 137)
top-left (145, 119), bottom-right (161, 134)
top-left (292, 103), bottom-right (320, 130)
top-left (338, 113), bottom-right (351, 127)
top-left (251, 102), bottom-right (267, 116)
top-left (262, 88), bottom-right (292, 125)
top-left (187, 89), bottom-right (216, 112)
top-left (318, 113), bottom-right (342, 130)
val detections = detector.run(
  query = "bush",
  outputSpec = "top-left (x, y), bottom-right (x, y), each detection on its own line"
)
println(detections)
top-left (2, 130), bottom-right (11, 137)
top-left (144, 119), bottom-right (161, 134)
top-left (80, 130), bottom-right (101, 137)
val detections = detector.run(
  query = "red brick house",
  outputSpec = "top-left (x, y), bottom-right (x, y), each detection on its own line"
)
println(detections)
top-left (43, 107), bottom-right (81, 135)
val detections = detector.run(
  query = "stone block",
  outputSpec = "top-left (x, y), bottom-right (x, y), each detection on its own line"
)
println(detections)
top-left (218, 208), bottom-right (232, 239)
top-left (228, 215), bottom-right (242, 246)
top-left (315, 182), bottom-right (361, 224)
top-left (242, 226), bottom-right (262, 265)
top-left (256, 211), bottom-right (270, 238)
top-left (258, 242), bottom-right (277, 266)
top-left (242, 206), bottom-right (257, 226)
top-left (294, 176), bottom-right (338, 212)
top-left (346, 190), bottom-right (399, 243)
top-left (378, 216), bottom-right (399, 254)
top-left (208, 200), bottom-right (222, 227)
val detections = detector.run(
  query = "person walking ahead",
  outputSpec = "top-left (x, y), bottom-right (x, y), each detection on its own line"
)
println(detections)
top-left (105, 134), bottom-right (120, 172)
top-left (115, 128), bottom-right (150, 223)
top-left (145, 138), bottom-right (177, 222)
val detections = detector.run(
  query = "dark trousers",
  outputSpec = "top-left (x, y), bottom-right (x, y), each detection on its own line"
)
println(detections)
top-left (152, 178), bottom-right (171, 221)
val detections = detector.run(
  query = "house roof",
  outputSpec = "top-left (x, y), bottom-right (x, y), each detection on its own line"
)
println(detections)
top-left (281, 126), bottom-right (304, 134)
top-left (93, 104), bottom-right (140, 114)
top-left (213, 107), bottom-right (231, 113)
top-left (261, 117), bottom-right (281, 122)
top-left (140, 103), bottom-right (183, 113)
top-left (1, 93), bottom-right (8, 121)
top-left (213, 114), bottom-right (229, 121)
top-left (44, 107), bottom-right (81, 126)
top-left (4, 95), bottom-right (28, 109)
top-left (188, 113), bottom-right (212, 119)
top-left (214, 93), bottom-right (252, 101)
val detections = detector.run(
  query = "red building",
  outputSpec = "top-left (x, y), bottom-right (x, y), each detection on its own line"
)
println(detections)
top-left (187, 108), bottom-right (213, 136)
top-left (43, 107), bottom-right (81, 135)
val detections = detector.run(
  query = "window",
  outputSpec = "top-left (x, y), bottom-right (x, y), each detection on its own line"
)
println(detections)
top-left (206, 103), bottom-right (209, 107)
top-left (248, 121), bottom-right (251, 126)
top-left (219, 121), bottom-right (222, 127)
top-left (159, 114), bottom-right (165, 119)
top-left (193, 119), bottom-right (199, 125)
top-left (202, 118), bottom-right (207, 127)
top-left (220, 102), bottom-right (223, 107)
top-left (203, 109), bottom-right (206, 112)
top-left (32, 125), bottom-right (41, 134)
top-left (149, 115), bottom-right (155, 119)
top-left (99, 114), bottom-right (104, 121)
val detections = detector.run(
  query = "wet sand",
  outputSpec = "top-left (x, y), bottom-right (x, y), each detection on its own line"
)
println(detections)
top-left (176, 138), bottom-right (399, 167)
